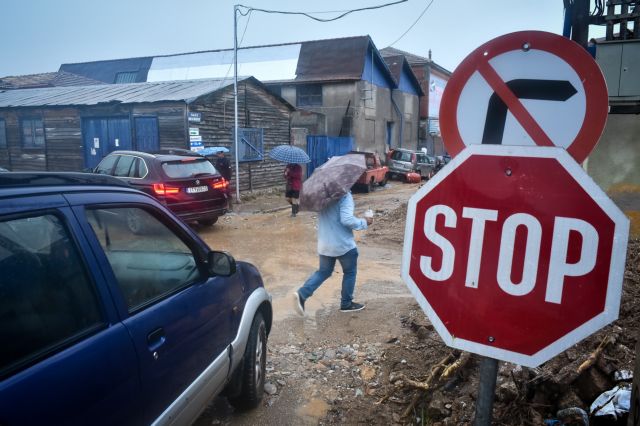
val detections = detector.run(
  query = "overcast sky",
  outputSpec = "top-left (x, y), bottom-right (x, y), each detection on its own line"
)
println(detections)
top-left (0, 0), bottom-right (606, 77)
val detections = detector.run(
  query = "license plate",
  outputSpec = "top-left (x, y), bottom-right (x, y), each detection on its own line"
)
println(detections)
top-left (186, 185), bottom-right (208, 194)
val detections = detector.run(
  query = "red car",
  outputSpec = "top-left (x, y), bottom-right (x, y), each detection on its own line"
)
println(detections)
top-left (94, 150), bottom-right (229, 230)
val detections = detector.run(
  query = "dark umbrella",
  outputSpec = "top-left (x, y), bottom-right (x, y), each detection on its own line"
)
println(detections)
top-left (300, 154), bottom-right (366, 212)
top-left (269, 145), bottom-right (311, 164)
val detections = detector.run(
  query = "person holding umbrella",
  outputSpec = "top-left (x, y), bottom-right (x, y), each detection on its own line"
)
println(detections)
top-left (292, 154), bottom-right (374, 315)
top-left (268, 145), bottom-right (311, 218)
top-left (284, 163), bottom-right (302, 217)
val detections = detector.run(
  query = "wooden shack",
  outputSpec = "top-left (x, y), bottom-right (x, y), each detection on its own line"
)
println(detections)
top-left (0, 77), bottom-right (294, 192)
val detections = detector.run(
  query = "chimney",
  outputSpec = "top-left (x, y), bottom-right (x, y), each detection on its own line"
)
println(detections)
top-left (428, 49), bottom-right (432, 60)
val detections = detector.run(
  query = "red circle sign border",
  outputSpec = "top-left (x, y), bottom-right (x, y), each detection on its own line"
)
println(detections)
top-left (440, 31), bottom-right (608, 163)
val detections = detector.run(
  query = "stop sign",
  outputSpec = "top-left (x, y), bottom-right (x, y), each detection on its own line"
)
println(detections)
top-left (401, 145), bottom-right (629, 367)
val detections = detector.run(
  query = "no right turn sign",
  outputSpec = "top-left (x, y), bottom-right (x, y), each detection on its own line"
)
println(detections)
top-left (440, 31), bottom-right (608, 163)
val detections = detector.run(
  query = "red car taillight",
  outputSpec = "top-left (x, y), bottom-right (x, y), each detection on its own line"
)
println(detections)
top-left (153, 183), bottom-right (180, 195)
top-left (212, 178), bottom-right (229, 190)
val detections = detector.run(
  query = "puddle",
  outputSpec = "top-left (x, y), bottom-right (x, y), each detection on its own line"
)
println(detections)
top-left (295, 398), bottom-right (330, 424)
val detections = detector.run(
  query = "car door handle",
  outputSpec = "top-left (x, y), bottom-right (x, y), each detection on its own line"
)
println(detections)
top-left (147, 327), bottom-right (166, 353)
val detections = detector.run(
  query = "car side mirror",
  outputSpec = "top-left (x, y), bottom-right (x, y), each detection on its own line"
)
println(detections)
top-left (208, 251), bottom-right (237, 276)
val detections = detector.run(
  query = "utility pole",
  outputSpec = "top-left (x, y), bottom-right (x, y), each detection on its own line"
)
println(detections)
top-left (233, 4), bottom-right (241, 202)
top-left (570, 0), bottom-right (590, 47)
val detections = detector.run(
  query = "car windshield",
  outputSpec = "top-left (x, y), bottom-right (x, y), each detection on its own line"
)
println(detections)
top-left (161, 159), bottom-right (218, 178)
top-left (392, 151), bottom-right (413, 162)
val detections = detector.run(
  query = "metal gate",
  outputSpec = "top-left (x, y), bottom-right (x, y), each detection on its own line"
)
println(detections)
top-left (134, 117), bottom-right (159, 152)
top-left (306, 135), bottom-right (353, 177)
top-left (82, 117), bottom-right (132, 169)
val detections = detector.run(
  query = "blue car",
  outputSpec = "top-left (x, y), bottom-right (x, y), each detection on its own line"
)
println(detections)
top-left (0, 173), bottom-right (272, 425)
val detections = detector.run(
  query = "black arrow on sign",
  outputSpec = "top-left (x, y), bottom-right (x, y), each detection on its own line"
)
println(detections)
top-left (482, 79), bottom-right (578, 145)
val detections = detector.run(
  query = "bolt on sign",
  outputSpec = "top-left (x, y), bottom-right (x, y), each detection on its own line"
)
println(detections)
top-left (401, 145), bottom-right (629, 367)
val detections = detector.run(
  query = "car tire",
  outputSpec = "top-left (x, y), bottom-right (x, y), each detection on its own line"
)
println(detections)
top-left (126, 209), bottom-right (146, 235)
top-left (365, 180), bottom-right (375, 193)
top-left (228, 312), bottom-right (267, 410)
top-left (199, 217), bottom-right (218, 226)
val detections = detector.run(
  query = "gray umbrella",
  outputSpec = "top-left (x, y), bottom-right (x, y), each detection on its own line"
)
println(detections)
top-left (300, 154), bottom-right (366, 212)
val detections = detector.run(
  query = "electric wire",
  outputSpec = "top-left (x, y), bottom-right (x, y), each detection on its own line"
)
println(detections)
top-left (388, 0), bottom-right (435, 46)
top-left (235, 0), bottom-right (407, 22)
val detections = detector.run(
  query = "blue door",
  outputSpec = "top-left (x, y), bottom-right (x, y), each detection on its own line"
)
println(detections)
top-left (306, 135), bottom-right (353, 177)
top-left (134, 117), bottom-right (159, 152)
top-left (82, 118), bottom-right (132, 170)
top-left (107, 118), bottom-right (132, 152)
top-left (82, 118), bottom-right (109, 170)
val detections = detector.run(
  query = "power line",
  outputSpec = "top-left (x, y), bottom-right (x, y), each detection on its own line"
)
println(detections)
top-left (236, 0), bottom-right (407, 22)
top-left (222, 10), bottom-right (252, 82)
top-left (389, 0), bottom-right (435, 46)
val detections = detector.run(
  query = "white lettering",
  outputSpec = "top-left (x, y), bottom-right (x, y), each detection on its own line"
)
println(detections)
top-left (497, 213), bottom-right (541, 296)
top-left (462, 207), bottom-right (498, 288)
top-left (545, 217), bottom-right (598, 304)
top-left (420, 205), bottom-right (456, 281)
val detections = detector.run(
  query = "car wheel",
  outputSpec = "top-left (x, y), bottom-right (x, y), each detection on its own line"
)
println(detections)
top-left (199, 217), bottom-right (218, 226)
top-left (365, 180), bottom-right (375, 193)
top-left (126, 209), bottom-right (146, 234)
top-left (228, 312), bottom-right (267, 410)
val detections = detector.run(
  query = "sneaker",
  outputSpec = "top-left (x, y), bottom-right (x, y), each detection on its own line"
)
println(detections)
top-left (292, 291), bottom-right (305, 316)
top-left (340, 302), bottom-right (365, 312)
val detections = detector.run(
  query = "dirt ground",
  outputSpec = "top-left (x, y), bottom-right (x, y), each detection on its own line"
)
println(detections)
top-left (192, 182), bottom-right (639, 426)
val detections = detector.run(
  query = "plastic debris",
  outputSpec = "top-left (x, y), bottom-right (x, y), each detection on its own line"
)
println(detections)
top-left (556, 407), bottom-right (589, 425)
top-left (589, 384), bottom-right (631, 419)
top-left (613, 369), bottom-right (633, 382)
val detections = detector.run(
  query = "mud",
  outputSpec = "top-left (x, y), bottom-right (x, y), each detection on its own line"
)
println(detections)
top-left (193, 181), bottom-right (640, 426)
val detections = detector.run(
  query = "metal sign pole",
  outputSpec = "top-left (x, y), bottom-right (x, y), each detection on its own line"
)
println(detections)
top-left (474, 356), bottom-right (499, 426)
top-left (233, 4), bottom-right (241, 202)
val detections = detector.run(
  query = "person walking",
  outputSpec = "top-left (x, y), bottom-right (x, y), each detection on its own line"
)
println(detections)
top-left (284, 163), bottom-right (302, 217)
top-left (292, 191), bottom-right (373, 315)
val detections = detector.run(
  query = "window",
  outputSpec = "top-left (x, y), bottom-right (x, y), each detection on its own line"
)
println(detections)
top-left (113, 155), bottom-right (135, 177)
top-left (296, 84), bottom-right (322, 107)
top-left (161, 158), bottom-right (216, 178)
top-left (0, 119), bottom-right (6, 148)
top-left (114, 72), bottom-right (138, 84)
top-left (21, 118), bottom-right (45, 148)
top-left (0, 214), bottom-right (102, 376)
top-left (236, 128), bottom-right (264, 163)
top-left (131, 157), bottom-right (148, 178)
top-left (86, 207), bottom-right (199, 312)
top-left (94, 155), bottom-right (118, 174)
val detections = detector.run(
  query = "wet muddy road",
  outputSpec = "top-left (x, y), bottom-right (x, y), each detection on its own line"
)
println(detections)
top-left (193, 182), bottom-right (420, 425)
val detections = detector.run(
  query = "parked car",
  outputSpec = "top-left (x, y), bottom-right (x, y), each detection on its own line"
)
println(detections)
top-left (350, 151), bottom-right (389, 192)
top-left (0, 172), bottom-right (272, 426)
top-left (417, 152), bottom-right (437, 179)
top-left (93, 150), bottom-right (229, 229)
top-left (387, 148), bottom-right (436, 181)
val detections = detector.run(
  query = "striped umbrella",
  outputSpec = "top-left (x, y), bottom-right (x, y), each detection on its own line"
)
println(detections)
top-left (268, 145), bottom-right (311, 164)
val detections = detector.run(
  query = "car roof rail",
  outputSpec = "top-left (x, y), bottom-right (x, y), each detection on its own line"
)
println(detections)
top-left (0, 172), bottom-right (132, 188)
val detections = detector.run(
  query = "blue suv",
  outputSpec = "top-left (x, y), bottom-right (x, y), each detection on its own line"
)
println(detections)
top-left (0, 173), bottom-right (272, 425)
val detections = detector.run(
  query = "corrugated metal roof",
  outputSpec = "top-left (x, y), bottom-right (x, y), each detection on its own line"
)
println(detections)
top-left (0, 78), bottom-right (243, 108)
top-left (0, 71), bottom-right (104, 90)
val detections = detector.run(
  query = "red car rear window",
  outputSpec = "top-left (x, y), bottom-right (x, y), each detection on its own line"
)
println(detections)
top-left (161, 159), bottom-right (218, 178)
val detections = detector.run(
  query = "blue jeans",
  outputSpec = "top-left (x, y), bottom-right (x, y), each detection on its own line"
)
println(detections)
top-left (298, 248), bottom-right (359, 309)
